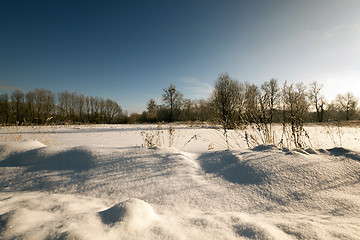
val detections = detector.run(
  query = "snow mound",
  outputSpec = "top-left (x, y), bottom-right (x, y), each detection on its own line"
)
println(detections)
top-left (0, 139), bottom-right (46, 162)
top-left (0, 146), bottom-right (95, 171)
top-left (198, 147), bottom-right (360, 214)
top-left (198, 150), bottom-right (267, 185)
top-left (252, 144), bottom-right (278, 151)
top-left (7, 139), bottom-right (46, 152)
top-left (98, 198), bottom-right (158, 229)
top-left (305, 148), bottom-right (318, 154)
top-left (234, 223), bottom-right (272, 240)
top-left (29, 147), bottom-right (96, 171)
top-left (0, 149), bottom-right (45, 166)
top-left (0, 140), bottom-right (47, 166)
top-left (328, 147), bottom-right (360, 161)
top-left (0, 192), bottom-right (109, 240)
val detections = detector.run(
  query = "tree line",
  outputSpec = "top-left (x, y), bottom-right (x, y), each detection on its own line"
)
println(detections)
top-left (1, 74), bottom-right (358, 125)
top-left (0, 89), bottom-right (125, 125)
top-left (132, 74), bottom-right (358, 125)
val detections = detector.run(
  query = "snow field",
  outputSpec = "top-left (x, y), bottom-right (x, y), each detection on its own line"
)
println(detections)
top-left (0, 124), bottom-right (360, 239)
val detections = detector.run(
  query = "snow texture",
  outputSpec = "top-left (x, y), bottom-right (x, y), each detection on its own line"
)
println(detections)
top-left (0, 124), bottom-right (360, 239)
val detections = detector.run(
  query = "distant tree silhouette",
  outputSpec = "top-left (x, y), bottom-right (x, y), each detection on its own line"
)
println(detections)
top-left (147, 98), bottom-right (157, 115)
top-left (244, 82), bottom-right (259, 122)
top-left (212, 73), bottom-right (241, 129)
top-left (0, 93), bottom-right (11, 124)
top-left (308, 81), bottom-right (325, 122)
top-left (11, 90), bottom-right (25, 124)
top-left (32, 88), bottom-right (55, 124)
top-left (281, 82), bottom-right (309, 148)
top-left (335, 92), bottom-right (358, 121)
top-left (261, 78), bottom-right (280, 124)
top-left (162, 83), bottom-right (183, 122)
top-left (3, 75), bottom-right (360, 126)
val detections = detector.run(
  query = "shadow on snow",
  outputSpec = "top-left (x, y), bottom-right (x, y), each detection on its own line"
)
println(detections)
top-left (197, 150), bottom-right (267, 185)
top-left (0, 147), bottom-right (96, 172)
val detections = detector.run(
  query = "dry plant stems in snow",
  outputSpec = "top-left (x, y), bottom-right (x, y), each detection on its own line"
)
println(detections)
top-left (0, 125), bottom-right (53, 145)
top-left (215, 128), bottom-right (234, 149)
top-left (241, 123), bottom-right (276, 148)
top-left (324, 121), bottom-right (343, 147)
top-left (222, 127), bottom-right (230, 149)
top-left (180, 134), bottom-right (199, 151)
top-left (244, 130), bottom-right (260, 148)
top-left (207, 128), bottom-right (246, 150)
top-left (278, 123), bottom-right (312, 150)
top-left (26, 125), bottom-right (54, 145)
top-left (239, 122), bottom-right (312, 150)
top-left (278, 82), bottom-right (312, 149)
top-left (252, 123), bottom-right (275, 145)
top-left (1, 125), bottom-right (23, 142)
top-left (140, 122), bottom-right (315, 152)
top-left (140, 125), bottom-right (164, 149)
top-left (168, 125), bottom-right (176, 148)
top-left (140, 124), bottom-right (177, 149)
top-left (181, 129), bottom-right (236, 151)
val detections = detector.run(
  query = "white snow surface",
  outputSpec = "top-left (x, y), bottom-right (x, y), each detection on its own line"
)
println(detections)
top-left (0, 124), bottom-right (360, 239)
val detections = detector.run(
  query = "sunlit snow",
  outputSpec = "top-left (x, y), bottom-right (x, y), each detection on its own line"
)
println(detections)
top-left (0, 124), bottom-right (360, 239)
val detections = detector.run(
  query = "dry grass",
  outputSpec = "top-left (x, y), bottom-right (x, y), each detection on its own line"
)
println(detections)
top-left (140, 124), bottom-right (178, 149)
top-left (0, 125), bottom-right (54, 145)
top-left (324, 121), bottom-right (343, 147)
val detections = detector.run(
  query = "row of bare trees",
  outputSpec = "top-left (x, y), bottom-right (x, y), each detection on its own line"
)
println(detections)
top-left (130, 84), bottom-right (212, 123)
top-left (210, 73), bottom-right (358, 148)
top-left (211, 73), bottom-right (359, 124)
top-left (136, 74), bottom-right (358, 126)
top-left (1, 75), bottom-right (358, 125)
top-left (0, 89), bottom-right (124, 125)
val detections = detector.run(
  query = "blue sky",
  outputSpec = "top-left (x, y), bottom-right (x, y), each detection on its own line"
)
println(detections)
top-left (1, 0), bottom-right (360, 113)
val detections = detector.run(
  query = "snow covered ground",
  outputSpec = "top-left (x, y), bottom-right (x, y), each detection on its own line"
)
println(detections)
top-left (0, 124), bottom-right (360, 239)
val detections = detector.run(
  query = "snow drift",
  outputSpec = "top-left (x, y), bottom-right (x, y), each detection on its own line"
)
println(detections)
top-left (99, 198), bottom-right (158, 230)
top-left (0, 125), bottom-right (360, 239)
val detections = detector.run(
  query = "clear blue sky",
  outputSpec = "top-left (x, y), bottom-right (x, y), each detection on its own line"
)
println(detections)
top-left (1, 0), bottom-right (360, 113)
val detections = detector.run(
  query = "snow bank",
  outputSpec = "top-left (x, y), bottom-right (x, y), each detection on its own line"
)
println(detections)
top-left (198, 150), bottom-right (267, 185)
top-left (0, 144), bottom-right (96, 171)
top-left (0, 139), bottom-right (46, 158)
top-left (0, 125), bottom-right (360, 239)
top-left (10, 139), bottom-right (46, 150)
top-left (99, 198), bottom-right (158, 230)
top-left (29, 147), bottom-right (96, 171)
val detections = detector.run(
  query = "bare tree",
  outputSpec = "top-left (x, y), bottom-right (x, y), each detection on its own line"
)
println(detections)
top-left (141, 98), bottom-right (159, 123)
top-left (281, 82), bottom-right (309, 148)
top-left (147, 98), bottom-right (158, 115)
top-left (25, 91), bottom-right (36, 123)
top-left (261, 78), bottom-right (280, 124)
top-left (32, 89), bottom-right (55, 124)
top-left (90, 97), bottom-right (100, 123)
top-left (104, 99), bottom-right (122, 123)
top-left (98, 98), bottom-right (106, 123)
top-left (244, 82), bottom-right (259, 122)
top-left (181, 98), bottom-right (193, 121)
top-left (197, 99), bottom-right (212, 122)
top-left (69, 92), bottom-right (79, 122)
top-left (233, 82), bottom-right (246, 124)
top-left (162, 83), bottom-right (183, 122)
top-left (212, 73), bottom-right (240, 131)
top-left (78, 94), bottom-right (85, 122)
top-left (0, 93), bottom-right (11, 124)
top-left (85, 96), bottom-right (91, 123)
top-left (335, 92), bottom-right (358, 121)
top-left (58, 91), bottom-right (71, 122)
top-left (308, 81), bottom-right (325, 122)
top-left (11, 90), bottom-right (25, 124)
